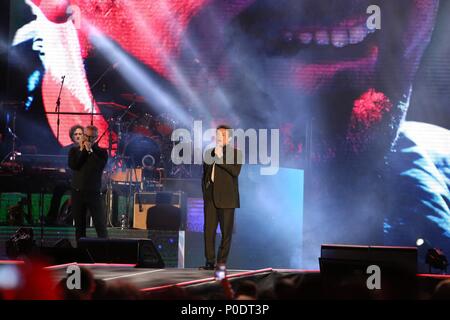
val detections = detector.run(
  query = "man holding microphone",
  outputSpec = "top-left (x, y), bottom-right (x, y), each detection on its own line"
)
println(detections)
top-left (200, 125), bottom-right (243, 270)
top-left (68, 125), bottom-right (108, 242)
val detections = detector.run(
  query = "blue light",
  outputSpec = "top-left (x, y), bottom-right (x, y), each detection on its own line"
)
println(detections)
top-left (25, 70), bottom-right (42, 110)
top-left (25, 96), bottom-right (34, 110)
top-left (27, 70), bottom-right (41, 92)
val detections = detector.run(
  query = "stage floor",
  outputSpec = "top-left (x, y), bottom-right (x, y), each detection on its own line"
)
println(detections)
top-left (47, 263), bottom-right (273, 291)
top-left (1, 260), bottom-right (450, 298)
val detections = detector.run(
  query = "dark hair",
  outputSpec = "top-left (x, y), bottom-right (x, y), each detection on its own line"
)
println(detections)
top-left (85, 125), bottom-right (98, 135)
top-left (216, 124), bottom-right (232, 131)
top-left (69, 125), bottom-right (84, 143)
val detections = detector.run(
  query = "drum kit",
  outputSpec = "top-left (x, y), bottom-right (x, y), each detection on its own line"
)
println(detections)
top-left (100, 94), bottom-right (194, 227)
top-left (0, 96), bottom-right (196, 228)
top-left (101, 95), bottom-right (187, 178)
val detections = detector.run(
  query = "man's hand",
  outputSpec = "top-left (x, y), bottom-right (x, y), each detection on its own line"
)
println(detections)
top-left (215, 145), bottom-right (223, 158)
top-left (84, 141), bottom-right (93, 153)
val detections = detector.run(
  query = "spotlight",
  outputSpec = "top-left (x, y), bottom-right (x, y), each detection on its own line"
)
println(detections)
top-left (426, 248), bottom-right (448, 273)
top-left (416, 238), bottom-right (448, 274)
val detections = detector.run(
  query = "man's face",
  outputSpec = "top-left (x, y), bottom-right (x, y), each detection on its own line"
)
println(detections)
top-left (72, 128), bottom-right (83, 144)
top-left (84, 128), bottom-right (97, 143)
top-left (216, 129), bottom-right (230, 147)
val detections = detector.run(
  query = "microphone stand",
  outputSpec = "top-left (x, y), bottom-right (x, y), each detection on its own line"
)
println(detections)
top-left (3, 128), bottom-right (19, 164)
top-left (90, 63), bottom-right (118, 125)
top-left (55, 75), bottom-right (65, 141)
top-left (117, 100), bottom-right (135, 122)
top-left (97, 100), bottom-right (135, 153)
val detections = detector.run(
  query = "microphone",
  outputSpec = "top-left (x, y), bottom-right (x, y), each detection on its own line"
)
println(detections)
top-left (55, 75), bottom-right (65, 111)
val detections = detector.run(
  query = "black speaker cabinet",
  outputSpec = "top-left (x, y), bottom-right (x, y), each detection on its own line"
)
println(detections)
top-left (78, 238), bottom-right (165, 268)
top-left (320, 244), bottom-right (417, 275)
top-left (319, 244), bottom-right (418, 298)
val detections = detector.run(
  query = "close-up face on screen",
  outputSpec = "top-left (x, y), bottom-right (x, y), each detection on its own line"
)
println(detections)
top-left (0, 0), bottom-right (449, 302)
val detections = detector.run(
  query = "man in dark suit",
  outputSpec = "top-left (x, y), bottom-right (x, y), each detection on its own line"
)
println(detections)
top-left (68, 125), bottom-right (108, 242)
top-left (200, 125), bottom-right (243, 270)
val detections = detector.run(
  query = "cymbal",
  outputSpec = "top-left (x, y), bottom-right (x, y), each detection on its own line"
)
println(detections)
top-left (120, 93), bottom-right (146, 103)
top-left (97, 101), bottom-right (128, 110)
top-left (97, 101), bottom-right (138, 118)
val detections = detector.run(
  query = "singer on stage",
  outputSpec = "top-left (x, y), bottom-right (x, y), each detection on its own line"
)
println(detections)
top-left (200, 125), bottom-right (243, 270)
top-left (68, 125), bottom-right (108, 242)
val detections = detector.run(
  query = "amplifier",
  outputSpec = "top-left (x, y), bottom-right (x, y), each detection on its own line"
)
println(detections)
top-left (133, 192), bottom-right (186, 230)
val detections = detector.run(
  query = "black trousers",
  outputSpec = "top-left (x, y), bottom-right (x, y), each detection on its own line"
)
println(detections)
top-left (71, 189), bottom-right (108, 242)
top-left (203, 183), bottom-right (235, 265)
top-left (47, 182), bottom-right (70, 222)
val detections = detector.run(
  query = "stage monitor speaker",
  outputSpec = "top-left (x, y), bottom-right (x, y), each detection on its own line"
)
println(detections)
top-left (133, 192), bottom-right (186, 230)
top-left (78, 238), bottom-right (165, 268)
top-left (320, 244), bottom-right (417, 273)
top-left (319, 245), bottom-right (418, 298)
top-left (38, 239), bottom-right (79, 265)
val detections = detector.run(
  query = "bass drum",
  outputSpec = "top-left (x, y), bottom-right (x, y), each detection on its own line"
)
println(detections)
top-left (129, 112), bottom-right (158, 138)
top-left (122, 134), bottom-right (161, 169)
top-left (155, 113), bottom-right (178, 136)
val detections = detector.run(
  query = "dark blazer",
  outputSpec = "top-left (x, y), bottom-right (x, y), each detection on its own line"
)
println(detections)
top-left (202, 146), bottom-right (242, 208)
top-left (68, 144), bottom-right (108, 191)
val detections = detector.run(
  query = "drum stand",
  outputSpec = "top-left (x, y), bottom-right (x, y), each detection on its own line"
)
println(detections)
top-left (100, 104), bottom-right (135, 228)
top-left (168, 140), bottom-right (192, 178)
top-left (105, 170), bottom-right (115, 227)
top-left (121, 156), bottom-right (143, 229)
top-left (104, 154), bottom-right (129, 228)
top-left (170, 164), bottom-right (192, 178)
